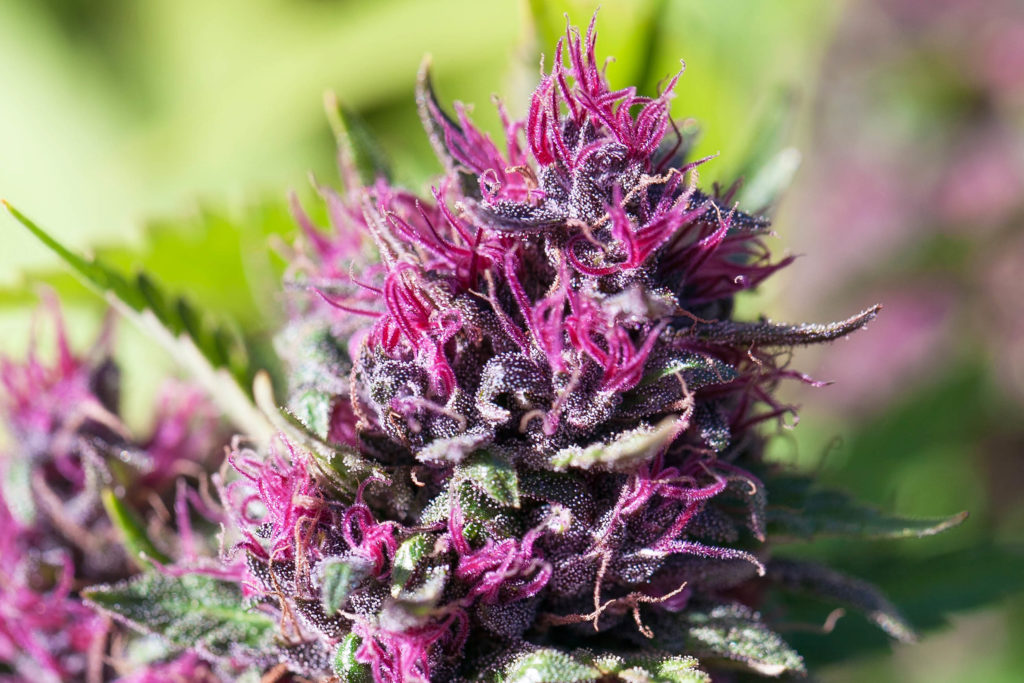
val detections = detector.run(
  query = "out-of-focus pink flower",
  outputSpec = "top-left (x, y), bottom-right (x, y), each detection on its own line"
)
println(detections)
top-left (813, 286), bottom-right (955, 413)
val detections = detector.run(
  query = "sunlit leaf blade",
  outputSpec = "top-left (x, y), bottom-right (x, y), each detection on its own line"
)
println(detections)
top-left (325, 91), bottom-right (391, 185)
top-left (100, 488), bottom-right (170, 568)
top-left (738, 147), bottom-right (802, 215)
top-left (732, 89), bottom-right (801, 212)
top-left (4, 201), bottom-right (273, 442)
top-left (83, 572), bottom-right (276, 659)
top-left (493, 648), bottom-right (601, 683)
top-left (550, 414), bottom-right (685, 471)
top-left (766, 474), bottom-right (968, 541)
top-left (333, 633), bottom-right (373, 682)
top-left (457, 450), bottom-right (520, 508)
top-left (652, 604), bottom-right (805, 677)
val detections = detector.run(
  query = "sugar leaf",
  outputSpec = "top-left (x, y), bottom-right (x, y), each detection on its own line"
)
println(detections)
top-left (324, 92), bottom-right (391, 185)
top-left (550, 414), bottom-right (685, 471)
top-left (83, 572), bottom-right (276, 659)
top-left (654, 604), bottom-right (805, 677)
top-left (495, 648), bottom-right (601, 683)
top-left (456, 450), bottom-right (520, 508)
top-left (333, 633), bottom-right (373, 682)
top-left (318, 556), bottom-right (373, 616)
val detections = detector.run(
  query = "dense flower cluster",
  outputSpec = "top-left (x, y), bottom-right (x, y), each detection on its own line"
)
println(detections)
top-left (239, 16), bottom-right (880, 681)
top-left (3, 14), bottom-right (967, 683)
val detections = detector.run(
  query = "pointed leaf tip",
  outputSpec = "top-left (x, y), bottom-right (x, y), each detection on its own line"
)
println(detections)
top-left (767, 475), bottom-right (969, 541)
top-left (101, 488), bottom-right (171, 568)
top-left (677, 304), bottom-right (883, 347)
top-left (415, 57), bottom-right (480, 198)
top-left (323, 91), bottom-right (390, 185)
top-left (457, 450), bottom-right (520, 508)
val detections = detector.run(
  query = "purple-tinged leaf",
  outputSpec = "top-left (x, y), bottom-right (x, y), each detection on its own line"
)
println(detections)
top-left (768, 558), bottom-right (917, 643)
top-left (674, 305), bottom-right (882, 347)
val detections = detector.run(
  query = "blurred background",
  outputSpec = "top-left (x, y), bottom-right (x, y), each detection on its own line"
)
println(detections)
top-left (1, 0), bottom-right (1021, 680)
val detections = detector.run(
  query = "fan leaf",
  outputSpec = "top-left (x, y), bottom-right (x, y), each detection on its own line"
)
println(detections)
top-left (4, 201), bottom-right (272, 442)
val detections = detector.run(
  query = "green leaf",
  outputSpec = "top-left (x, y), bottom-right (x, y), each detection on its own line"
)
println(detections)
top-left (325, 92), bottom-right (391, 185)
top-left (283, 326), bottom-right (351, 440)
top-left (290, 388), bottom-right (333, 440)
top-left (737, 147), bottom-right (801, 214)
top-left (1, 457), bottom-right (34, 525)
top-left (3, 202), bottom-right (272, 443)
top-left (551, 414), bottom-right (684, 471)
top-left (333, 633), bottom-right (373, 682)
top-left (775, 544), bottom-right (1024, 668)
top-left (253, 371), bottom-right (387, 499)
top-left (584, 651), bottom-right (710, 683)
top-left (767, 558), bottom-right (916, 643)
top-left (319, 556), bottom-right (373, 616)
top-left (495, 648), bottom-right (601, 683)
top-left (457, 451), bottom-right (520, 508)
top-left (100, 488), bottom-right (170, 568)
top-left (418, 488), bottom-right (450, 526)
top-left (391, 533), bottom-right (437, 597)
top-left (766, 474), bottom-right (968, 541)
top-left (694, 402), bottom-right (730, 452)
top-left (634, 353), bottom-right (739, 391)
top-left (389, 533), bottom-right (449, 616)
top-left (455, 479), bottom-right (520, 544)
top-left (83, 572), bottom-right (276, 659)
top-left (732, 88), bottom-right (801, 212)
top-left (648, 656), bottom-right (711, 683)
top-left (415, 59), bottom-right (479, 198)
top-left (654, 604), bottom-right (805, 677)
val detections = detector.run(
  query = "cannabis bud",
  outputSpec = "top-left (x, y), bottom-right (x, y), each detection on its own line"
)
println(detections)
top-left (3, 14), bottom-right (967, 683)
